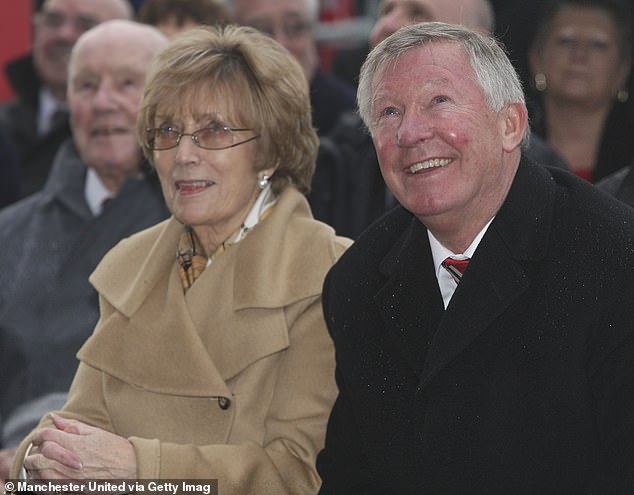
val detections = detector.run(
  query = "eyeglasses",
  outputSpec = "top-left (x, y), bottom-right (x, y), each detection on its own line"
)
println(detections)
top-left (146, 124), bottom-right (259, 151)
top-left (37, 10), bottom-right (99, 34)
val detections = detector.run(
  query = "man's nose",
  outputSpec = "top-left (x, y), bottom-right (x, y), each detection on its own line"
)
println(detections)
top-left (396, 113), bottom-right (435, 146)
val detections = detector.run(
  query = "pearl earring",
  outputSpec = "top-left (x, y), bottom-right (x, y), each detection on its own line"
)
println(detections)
top-left (258, 174), bottom-right (270, 189)
top-left (534, 73), bottom-right (547, 92)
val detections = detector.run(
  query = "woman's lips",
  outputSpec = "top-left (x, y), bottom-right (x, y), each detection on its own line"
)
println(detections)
top-left (175, 180), bottom-right (215, 194)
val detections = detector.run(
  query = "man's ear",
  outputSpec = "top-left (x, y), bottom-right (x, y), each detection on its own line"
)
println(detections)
top-left (500, 102), bottom-right (528, 152)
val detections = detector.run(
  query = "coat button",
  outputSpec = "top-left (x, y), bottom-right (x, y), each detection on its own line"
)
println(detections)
top-left (218, 397), bottom-right (231, 410)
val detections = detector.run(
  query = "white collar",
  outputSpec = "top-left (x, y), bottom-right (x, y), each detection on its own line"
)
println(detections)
top-left (428, 217), bottom-right (494, 308)
top-left (38, 87), bottom-right (67, 136)
top-left (84, 168), bottom-right (113, 216)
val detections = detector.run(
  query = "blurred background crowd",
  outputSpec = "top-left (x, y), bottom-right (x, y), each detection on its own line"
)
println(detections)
top-left (1, 0), bottom-right (634, 487)
top-left (1, 0), bottom-right (634, 212)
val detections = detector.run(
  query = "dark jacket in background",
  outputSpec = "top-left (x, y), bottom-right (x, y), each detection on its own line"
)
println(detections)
top-left (596, 162), bottom-right (634, 208)
top-left (0, 54), bottom-right (72, 196)
top-left (310, 69), bottom-right (356, 136)
top-left (529, 98), bottom-right (634, 182)
top-left (0, 139), bottom-right (170, 447)
top-left (0, 130), bottom-right (20, 208)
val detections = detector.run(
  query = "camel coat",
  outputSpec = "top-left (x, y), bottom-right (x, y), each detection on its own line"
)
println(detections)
top-left (12, 187), bottom-right (351, 494)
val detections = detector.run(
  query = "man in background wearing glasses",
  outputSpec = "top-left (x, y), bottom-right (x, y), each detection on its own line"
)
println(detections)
top-left (227, 0), bottom-right (356, 136)
top-left (0, 0), bottom-right (133, 199)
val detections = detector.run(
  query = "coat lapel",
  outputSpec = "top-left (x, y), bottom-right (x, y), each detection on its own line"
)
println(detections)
top-left (416, 160), bottom-right (556, 392)
top-left (417, 228), bottom-right (530, 392)
top-left (86, 189), bottom-right (341, 392)
top-left (85, 218), bottom-right (232, 397)
top-left (375, 217), bottom-right (445, 377)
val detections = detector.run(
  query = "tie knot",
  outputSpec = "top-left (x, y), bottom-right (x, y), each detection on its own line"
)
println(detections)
top-left (100, 196), bottom-right (113, 213)
top-left (442, 257), bottom-right (470, 283)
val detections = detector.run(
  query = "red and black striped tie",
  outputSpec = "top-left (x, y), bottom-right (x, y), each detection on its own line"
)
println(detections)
top-left (442, 257), bottom-right (470, 284)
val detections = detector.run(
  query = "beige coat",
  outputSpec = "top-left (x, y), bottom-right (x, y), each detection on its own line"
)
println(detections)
top-left (12, 188), bottom-right (351, 494)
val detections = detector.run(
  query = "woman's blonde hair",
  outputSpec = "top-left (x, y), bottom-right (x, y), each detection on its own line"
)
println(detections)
top-left (137, 24), bottom-right (318, 194)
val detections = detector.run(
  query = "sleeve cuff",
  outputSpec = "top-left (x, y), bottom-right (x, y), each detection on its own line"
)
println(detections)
top-left (17, 443), bottom-right (33, 480)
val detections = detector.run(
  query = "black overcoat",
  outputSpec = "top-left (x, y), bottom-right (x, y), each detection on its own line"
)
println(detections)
top-left (317, 158), bottom-right (634, 494)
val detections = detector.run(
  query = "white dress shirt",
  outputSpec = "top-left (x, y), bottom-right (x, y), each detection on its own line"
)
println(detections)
top-left (37, 88), bottom-right (67, 136)
top-left (85, 168), bottom-right (113, 216)
top-left (428, 218), bottom-right (493, 309)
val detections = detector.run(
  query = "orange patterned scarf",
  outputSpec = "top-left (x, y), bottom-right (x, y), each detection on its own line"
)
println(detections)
top-left (176, 185), bottom-right (277, 291)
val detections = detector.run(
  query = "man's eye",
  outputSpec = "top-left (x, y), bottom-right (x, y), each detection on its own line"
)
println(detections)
top-left (251, 23), bottom-right (274, 37)
top-left (380, 106), bottom-right (400, 117)
top-left (76, 80), bottom-right (97, 91)
top-left (433, 96), bottom-right (449, 104)
top-left (75, 16), bottom-right (99, 33)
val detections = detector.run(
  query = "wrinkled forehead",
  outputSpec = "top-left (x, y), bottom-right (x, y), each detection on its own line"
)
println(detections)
top-left (70, 31), bottom-right (155, 78)
top-left (377, 40), bottom-right (473, 82)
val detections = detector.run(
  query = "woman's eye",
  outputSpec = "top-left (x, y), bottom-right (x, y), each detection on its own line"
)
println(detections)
top-left (589, 40), bottom-right (608, 51)
top-left (556, 36), bottom-right (575, 47)
top-left (207, 122), bottom-right (227, 133)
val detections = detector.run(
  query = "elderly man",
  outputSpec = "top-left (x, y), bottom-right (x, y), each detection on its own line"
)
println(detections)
top-left (0, 19), bottom-right (169, 483)
top-left (321, 0), bottom-right (566, 238)
top-left (316, 23), bottom-right (634, 493)
top-left (0, 0), bottom-right (133, 197)
top-left (227, 0), bottom-right (356, 135)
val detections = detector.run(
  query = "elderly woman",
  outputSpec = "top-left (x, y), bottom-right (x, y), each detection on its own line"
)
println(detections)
top-left (528, 0), bottom-right (633, 182)
top-left (10, 25), bottom-right (350, 494)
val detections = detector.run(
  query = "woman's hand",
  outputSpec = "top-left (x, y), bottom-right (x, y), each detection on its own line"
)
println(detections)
top-left (24, 414), bottom-right (137, 480)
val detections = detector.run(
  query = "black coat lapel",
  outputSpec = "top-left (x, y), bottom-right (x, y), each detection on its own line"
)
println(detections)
top-left (375, 217), bottom-right (445, 377)
top-left (417, 160), bottom-right (555, 392)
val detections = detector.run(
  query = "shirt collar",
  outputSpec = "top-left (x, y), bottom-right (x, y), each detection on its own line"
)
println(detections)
top-left (428, 217), bottom-right (494, 308)
top-left (38, 87), bottom-right (67, 136)
top-left (84, 168), bottom-right (113, 216)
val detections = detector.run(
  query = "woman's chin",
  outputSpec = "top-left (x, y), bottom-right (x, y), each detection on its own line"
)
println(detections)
top-left (173, 206), bottom-right (212, 228)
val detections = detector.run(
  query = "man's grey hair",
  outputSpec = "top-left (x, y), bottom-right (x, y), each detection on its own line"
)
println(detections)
top-left (358, 22), bottom-right (527, 145)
